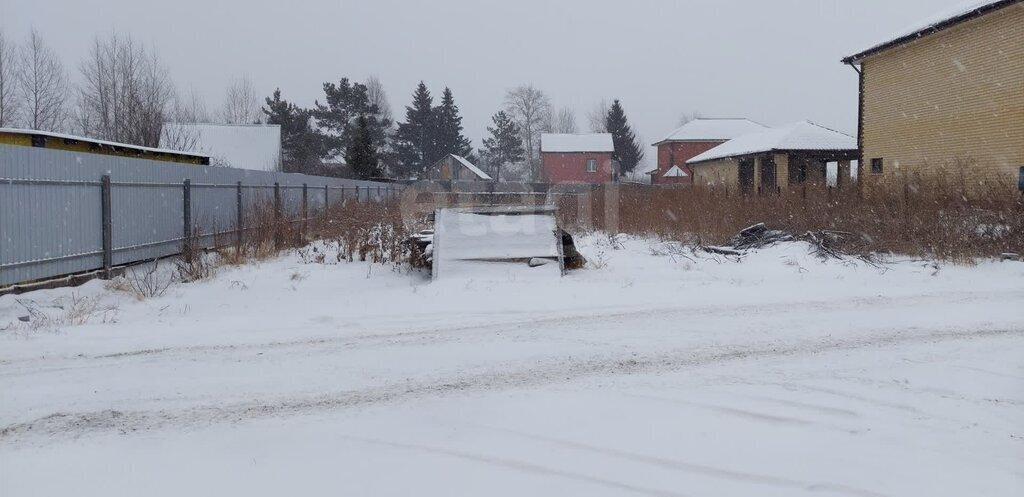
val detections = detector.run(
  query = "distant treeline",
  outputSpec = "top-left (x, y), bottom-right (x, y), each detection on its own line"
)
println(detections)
top-left (0, 29), bottom-right (646, 180)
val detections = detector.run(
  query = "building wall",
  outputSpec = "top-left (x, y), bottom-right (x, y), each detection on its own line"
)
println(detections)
top-left (542, 152), bottom-right (615, 184)
top-left (692, 158), bottom-right (739, 188)
top-left (654, 141), bottom-right (724, 185)
top-left (693, 153), bottom-right (853, 192)
top-left (859, 3), bottom-right (1024, 190)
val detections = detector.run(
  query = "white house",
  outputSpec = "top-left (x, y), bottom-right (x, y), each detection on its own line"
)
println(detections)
top-left (160, 123), bottom-right (282, 171)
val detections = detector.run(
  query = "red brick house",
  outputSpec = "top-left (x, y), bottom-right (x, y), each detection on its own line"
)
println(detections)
top-left (650, 118), bottom-right (767, 185)
top-left (540, 133), bottom-right (616, 184)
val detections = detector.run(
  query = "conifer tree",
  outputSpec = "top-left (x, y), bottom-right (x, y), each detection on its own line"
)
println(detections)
top-left (481, 111), bottom-right (524, 182)
top-left (433, 87), bottom-right (472, 158)
top-left (263, 89), bottom-right (324, 174)
top-left (345, 115), bottom-right (381, 179)
top-left (394, 81), bottom-right (437, 177)
top-left (314, 78), bottom-right (389, 162)
top-left (605, 99), bottom-right (644, 174)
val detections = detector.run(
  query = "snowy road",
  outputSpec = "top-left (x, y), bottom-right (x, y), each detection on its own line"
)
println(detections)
top-left (1, 236), bottom-right (1022, 496)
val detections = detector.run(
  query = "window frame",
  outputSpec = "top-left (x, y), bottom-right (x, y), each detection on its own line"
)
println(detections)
top-left (870, 158), bottom-right (884, 174)
top-left (586, 158), bottom-right (598, 173)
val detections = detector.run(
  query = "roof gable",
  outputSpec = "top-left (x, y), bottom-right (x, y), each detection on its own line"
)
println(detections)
top-left (449, 154), bottom-right (492, 180)
top-left (687, 121), bottom-right (856, 164)
top-left (843, 0), bottom-right (1019, 63)
top-left (663, 165), bottom-right (689, 177)
top-left (540, 133), bottom-right (614, 153)
top-left (653, 118), bottom-right (767, 145)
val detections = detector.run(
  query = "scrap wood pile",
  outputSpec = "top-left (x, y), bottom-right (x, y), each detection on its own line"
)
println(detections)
top-left (701, 223), bottom-right (881, 266)
top-left (407, 229), bottom-right (434, 268)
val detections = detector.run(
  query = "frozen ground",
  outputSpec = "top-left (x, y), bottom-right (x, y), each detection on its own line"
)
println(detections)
top-left (1, 234), bottom-right (1023, 497)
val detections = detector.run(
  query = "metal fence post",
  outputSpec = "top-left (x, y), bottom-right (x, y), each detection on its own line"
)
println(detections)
top-left (323, 184), bottom-right (329, 210)
top-left (273, 182), bottom-right (282, 250)
top-left (355, 185), bottom-right (360, 203)
top-left (377, 185), bottom-right (381, 201)
top-left (236, 181), bottom-right (243, 249)
top-left (183, 179), bottom-right (193, 262)
top-left (301, 183), bottom-right (308, 241)
top-left (100, 175), bottom-right (112, 279)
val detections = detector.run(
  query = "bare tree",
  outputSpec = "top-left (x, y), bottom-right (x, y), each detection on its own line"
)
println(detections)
top-left (586, 99), bottom-right (610, 133)
top-left (0, 30), bottom-right (20, 127)
top-left (503, 84), bottom-right (551, 180)
top-left (16, 29), bottom-right (67, 131)
top-left (221, 75), bottom-right (261, 124)
top-left (77, 34), bottom-right (174, 146)
top-left (551, 106), bottom-right (578, 134)
top-left (365, 75), bottom-right (392, 124)
top-left (160, 89), bottom-right (209, 152)
top-left (678, 111), bottom-right (704, 126)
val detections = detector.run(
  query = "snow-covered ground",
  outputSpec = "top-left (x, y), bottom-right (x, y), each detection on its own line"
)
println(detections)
top-left (1, 234), bottom-right (1023, 497)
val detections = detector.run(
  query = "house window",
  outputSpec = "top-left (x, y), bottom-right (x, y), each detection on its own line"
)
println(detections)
top-left (1018, 166), bottom-right (1024, 192)
top-left (586, 159), bottom-right (598, 173)
top-left (871, 158), bottom-right (884, 174)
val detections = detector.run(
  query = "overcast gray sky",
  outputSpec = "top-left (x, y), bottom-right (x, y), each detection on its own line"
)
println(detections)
top-left (1, 0), bottom-right (963, 165)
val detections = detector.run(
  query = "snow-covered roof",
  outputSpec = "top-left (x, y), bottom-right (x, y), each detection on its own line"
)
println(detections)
top-left (843, 0), bottom-right (1018, 63)
top-left (540, 133), bottom-right (614, 153)
top-left (663, 165), bottom-right (689, 177)
top-left (653, 118), bottom-right (767, 145)
top-left (160, 123), bottom-right (282, 171)
top-left (688, 121), bottom-right (856, 164)
top-left (450, 154), bottom-right (492, 180)
top-left (0, 127), bottom-right (209, 159)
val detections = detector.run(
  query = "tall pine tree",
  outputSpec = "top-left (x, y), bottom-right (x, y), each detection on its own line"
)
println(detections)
top-left (345, 115), bottom-right (382, 179)
top-left (605, 99), bottom-right (644, 174)
top-left (394, 81), bottom-right (438, 178)
top-left (313, 78), bottom-right (390, 165)
top-left (433, 87), bottom-right (472, 158)
top-left (481, 111), bottom-right (524, 182)
top-left (263, 89), bottom-right (325, 175)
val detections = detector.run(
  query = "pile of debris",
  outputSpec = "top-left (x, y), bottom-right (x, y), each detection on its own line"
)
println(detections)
top-left (701, 223), bottom-right (878, 265)
top-left (407, 229), bottom-right (434, 268)
top-left (729, 223), bottom-right (794, 250)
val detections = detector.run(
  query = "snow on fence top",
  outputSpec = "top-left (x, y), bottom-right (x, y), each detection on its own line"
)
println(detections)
top-left (540, 133), bottom-right (614, 153)
top-left (451, 154), bottom-right (492, 180)
top-left (687, 121), bottom-right (856, 164)
top-left (160, 123), bottom-right (282, 171)
top-left (843, 0), bottom-right (1017, 63)
top-left (653, 118), bottom-right (767, 145)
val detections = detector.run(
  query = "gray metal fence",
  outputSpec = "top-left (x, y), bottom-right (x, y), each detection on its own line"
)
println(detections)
top-left (0, 144), bottom-right (400, 287)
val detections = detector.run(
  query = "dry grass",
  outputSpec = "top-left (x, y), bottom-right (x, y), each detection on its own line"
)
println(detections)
top-left (8, 293), bottom-right (119, 331)
top-left (308, 200), bottom-right (410, 265)
top-left (556, 176), bottom-right (1023, 262)
top-left (212, 197), bottom-right (413, 268)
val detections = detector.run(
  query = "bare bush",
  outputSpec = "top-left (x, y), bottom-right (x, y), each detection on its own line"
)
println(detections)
top-left (308, 199), bottom-right (410, 265)
top-left (109, 260), bottom-right (174, 300)
top-left (13, 294), bottom-right (118, 331)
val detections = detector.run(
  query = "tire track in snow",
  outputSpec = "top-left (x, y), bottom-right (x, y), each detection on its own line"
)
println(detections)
top-left (2, 326), bottom-right (1020, 445)
top-left (2, 288), bottom-right (1019, 371)
top-left (481, 427), bottom-right (890, 497)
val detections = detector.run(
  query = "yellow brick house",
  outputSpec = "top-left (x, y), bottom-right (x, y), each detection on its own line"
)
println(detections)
top-left (842, 0), bottom-right (1024, 192)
